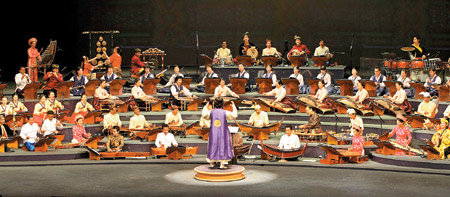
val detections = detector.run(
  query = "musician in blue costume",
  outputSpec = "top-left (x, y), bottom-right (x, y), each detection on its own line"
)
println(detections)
top-left (170, 76), bottom-right (197, 107)
top-left (140, 65), bottom-right (155, 82)
top-left (70, 67), bottom-right (89, 96)
top-left (424, 68), bottom-right (442, 97)
top-left (234, 64), bottom-right (250, 92)
top-left (196, 64), bottom-right (218, 92)
top-left (100, 65), bottom-right (119, 92)
top-left (201, 97), bottom-right (238, 169)
top-left (369, 67), bottom-right (387, 96)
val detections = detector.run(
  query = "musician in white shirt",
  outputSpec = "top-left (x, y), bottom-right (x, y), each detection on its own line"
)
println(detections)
top-left (263, 80), bottom-right (286, 103)
top-left (278, 125), bottom-right (300, 150)
top-left (248, 105), bottom-right (269, 127)
top-left (416, 92), bottom-right (437, 118)
top-left (397, 69), bottom-right (413, 97)
top-left (20, 116), bottom-right (40, 151)
top-left (140, 66), bottom-right (154, 82)
top-left (95, 80), bottom-right (118, 100)
top-left (165, 106), bottom-right (183, 126)
top-left (14, 66), bottom-right (31, 97)
top-left (129, 107), bottom-right (150, 130)
top-left (370, 67), bottom-right (387, 96)
top-left (41, 110), bottom-right (63, 136)
top-left (0, 97), bottom-right (12, 116)
top-left (348, 67), bottom-right (361, 92)
top-left (235, 64), bottom-right (250, 79)
top-left (262, 39), bottom-right (281, 57)
top-left (162, 65), bottom-right (184, 89)
top-left (262, 65), bottom-right (277, 87)
top-left (384, 82), bottom-right (406, 105)
top-left (347, 109), bottom-right (364, 136)
top-left (289, 66), bottom-right (308, 94)
top-left (100, 66), bottom-right (119, 82)
top-left (310, 80), bottom-right (328, 103)
top-left (131, 79), bottom-right (154, 101)
top-left (347, 82), bottom-right (369, 104)
top-left (214, 41), bottom-right (232, 64)
top-left (197, 65), bottom-right (218, 92)
top-left (313, 40), bottom-right (333, 58)
top-left (317, 66), bottom-right (336, 94)
top-left (214, 79), bottom-right (239, 98)
top-left (155, 124), bottom-right (178, 148)
top-left (103, 106), bottom-right (122, 129)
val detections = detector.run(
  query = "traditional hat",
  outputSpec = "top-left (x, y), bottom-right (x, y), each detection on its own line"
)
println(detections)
top-left (254, 105), bottom-right (261, 110)
top-left (28, 38), bottom-right (37, 46)
top-left (294, 35), bottom-right (301, 40)
top-left (135, 48), bottom-right (142, 53)
top-left (347, 108), bottom-right (356, 114)
top-left (419, 92), bottom-right (431, 97)
top-left (52, 64), bottom-right (59, 69)
top-left (243, 32), bottom-right (249, 37)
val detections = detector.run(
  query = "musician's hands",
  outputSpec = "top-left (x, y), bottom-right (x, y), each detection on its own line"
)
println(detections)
top-left (107, 148), bottom-right (113, 152)
top-left (300, 51), bottom-right (305, 55)
top-left (174, 144), bottom-right (178, 147)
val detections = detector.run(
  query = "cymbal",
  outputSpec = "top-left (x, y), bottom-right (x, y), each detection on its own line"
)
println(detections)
top-left (401, 46), bottom-right (415, 52)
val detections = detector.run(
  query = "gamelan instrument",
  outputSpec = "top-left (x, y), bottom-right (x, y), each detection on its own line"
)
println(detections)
top-left (26, 136), bottom-right (58, 152)
top-left (84, 146), bottom-right (151, 160)
top-left (0, 136), bottom-right (21, 152)
top-left (185, 121), bottom-right (210, 140)
top-left (55, 135), bottom-right (104, 149)
top-left (259, 140), bottom-right (308, 159)
top-left (296, 96), bottom-right (335, 114)
top-left (336, 98), bottom-right (374, 116)
top-left (318, 145), bottom-right (367, 164)
top-left (288, 50), bottom-right (307, 67)
top-left (36, 40), bottom-right (57, 75)
top-left (292, 129), bottom-right (326, 142)
top-left (235, 118), bottom-right (283, 140)
top-left (253, 97), bottom-right (295, 113)
top-left (169, 123), bottom-right (187, 137)
top-left (151, 146), bottom-right (199, 160)
top-left (324, 130), bottom-right (352, 145)
top-left (123, 126), bottom-right (161, 141)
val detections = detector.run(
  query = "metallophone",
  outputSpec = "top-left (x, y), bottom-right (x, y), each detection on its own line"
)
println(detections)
top-left (235, 118), bottom-right (283, 140)
top-left (292, 128), bottom-right (326, 142)
top-left (259, 139), bottom-right (308, 161)
top-left (151, 146), bottom-right (199, 160)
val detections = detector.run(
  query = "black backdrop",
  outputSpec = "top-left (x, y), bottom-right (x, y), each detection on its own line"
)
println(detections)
top-left (4, 0), bottom-right (450, 81)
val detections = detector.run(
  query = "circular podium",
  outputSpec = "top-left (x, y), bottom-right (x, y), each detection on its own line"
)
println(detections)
top-left (194, 165), bottom-right (245, 182)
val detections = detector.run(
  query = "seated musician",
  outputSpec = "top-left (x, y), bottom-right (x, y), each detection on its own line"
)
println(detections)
top-left (424, 68), bottom-right (442, 96)
top-left (165, 106), bottom-right (183, 127)
top-left (0, 97), bottom-right (12, 116)
top-left (101, 65), bottom-right (119, 92)
top-left (131, 48), bottom-right (145, 76)
top-left (74, 94), bottom-right (95, 115)
top-left (10, 93), bottom-right (28, 113)
top-left (431, 118), bottom-right (450, 159)
top-left (129, 107), bottom-right (150, 130)
top-left (234, 64), bottom-right (250, 91)
top-left (200, 101), bottom-right (213, 128)
top-left (170, 76), bottom-right (197, 106)
top-left (159, 65), bottom-right (184, 93)
top-left (95, 80), bottom-right (119, 100)
top-left (71, 115), bottom-right (91, 143)
top-left (262, 65), bottom-right (277, 87)
top-left (42, 64), bottom-right (63, 97)
top-left (238, 32), bottom-right (256, 57)
top-left (155, 123), bottom-right (178, 149)
top-left (41, 110), bottom-right (62, 136)
top-left (347, 125), bottom-right (365, 155)
top-left (309, 80), bottom-right (333, 108)
top-left (348, 67), bottom-right (361, 92)
top-left (287, 35), bottom-right (310, 59)
top-left (69, 67), bottom-right (89, 96)
top-left (0, 115), bottom-right (15, 152)
top-left (347, 109), bottom-right (364, 136)
top-left (106, 126), bottom-right (124, 152)
top-left (214, 41), bottom-right (232, 64)
top-left (248, 105), bottom-right (269, 127)
top-left (262, 39), bottom-right (281, 58)
top-left (370, 67), bottom-right (387, 96)
top-left (214, 78), bottom-right (239, 98)
top-left (388, 117), bottom-right (412, 156)
top-left (45, 91), bottom-right (65, 113)
top-left (278, 125), bottom-right (301, 150)
top-left (346, 82), bottom-right (369, 104)
top-left (313, 40), bottom-right (333, 59)
top-left (132, 79), bottom-right (155, 101)
top-left (317, 66), bottom-right (336, 95)
top-left (196, 64), bottom-right (218, 92)
top-left (299, 106), bottom-right (322, 131)
top-left (397, 69), bottom-right (413, 97)
top-left (140, 66), bottom-right (155, 82)
top-left (14, 66), bottom-right (31, 98)
top-left (384, 82), bottom-right (411, 113)
top-left (33, 95), bottom-right (48, 126)
top-left (416, 92), bottom-right (437, 118)
top-left (103, 105), bottom-right (122, 131)
top-left (290, 66), bottom-right (308, 94)
top-left (20, 116), bottom-right (40, 151)
top-left (263, 79), bottom-right (297, 110)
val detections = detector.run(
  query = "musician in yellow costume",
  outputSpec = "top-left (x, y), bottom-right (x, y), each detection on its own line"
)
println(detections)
top-left (431, 118), bottom-right (450, 159)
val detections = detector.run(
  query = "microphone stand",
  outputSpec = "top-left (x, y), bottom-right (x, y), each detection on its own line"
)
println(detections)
top-left (195, 32), bottom-right (199, 81)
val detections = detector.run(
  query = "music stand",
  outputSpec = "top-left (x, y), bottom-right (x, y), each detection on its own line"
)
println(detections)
top-left (200, 54), bottom-right (213, 66)
top-left (289, 55), bottom-right (306, 67)
top-left (23, 82), bottom-right (42, 100)
top-left (256, 78), bottom-right (273, 94)
top-left (335, 80), bottom-right (354, 96)
top-left (84, 80), bottom-right (101, 97)
top-left (204, 78), bottom-right (220, 94)
top-left (143, 78), bottom-right (160, 95)
top-left (56, 81), bottom-right (74, 99)
top-left (84, 111), bottom-right (103, 124)
top-left (109, 79), bottom-right (127, 96)
top-left (182, 78), bottom-right (192, 90)
top-left (360, 80), bottom-right (377, 97)
top-left (312, 56), bottom-right (329, 67)
top-left (282, 79), bottom-right (299, 95)
top-left (230, 78), bottom-right (247, 94)
top-left (235, 56), bottom-right (253, 66)
top-left (410, 82), bottom-right (427, 100)
top-left (261, 56), bottom-right (278, 67)
top-left (432, 85), bottom-right (449, 102)
top-left (383, 81), bottom-right (397, 97)
top-left (306, 79), bottom-right (320, 95)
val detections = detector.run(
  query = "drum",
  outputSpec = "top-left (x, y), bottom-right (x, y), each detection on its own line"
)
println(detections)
top-left (411, 60), bottom-right (424, 69)
top-left (397, 60), bottom-right (410, 69)
top-left (391, 60), bottom-right (398, 69)
top-left (383, 60), bottom-right (392, 68)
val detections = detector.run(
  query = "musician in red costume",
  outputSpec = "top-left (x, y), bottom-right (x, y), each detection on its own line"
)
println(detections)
top-left (27, 38), bottom-right (41, 82)
top-left (287, 35), bottom-right (310, 58)
top-left (131, 48), bottom-right (145, 76)
top-left (42, 64), bottom-right (63, 97)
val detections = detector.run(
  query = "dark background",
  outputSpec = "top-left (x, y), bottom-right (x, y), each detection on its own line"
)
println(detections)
top-left (3, 0), bottom-right (450, 81)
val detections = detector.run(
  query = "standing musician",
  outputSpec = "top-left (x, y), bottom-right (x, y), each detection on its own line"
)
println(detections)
top-left (388, 117), bottom-right (412, 156)
top-left (104, 46), bottom-right (122, 75)
top-left (214, 41), bottom-right (232, 65)
top-left (214, 78), bottom-right (239, 98)
top-left (262, 39), bottom-right (281, 57)
top-left (42, 64), bottom-right (63, 97)
top-left (278, 125), bottom-right (301, 150)
top-left (20, 116), bottom-right (40, 151)
top-left (69, 67), bottom-right (89, 96)
top-left (317, 66), bottom-right (336, 95)
top-left (129, 107), bottom-right (151, 130)
top-left (298, 106), bottom-right (322, 131)
top-left (424, 68), bottom-right (441, 96)
top-left (347, 82), bottom-right (369, 104)
top-left (0, 115), bottom-right (15, 152)
top-left (384, 82), bottom-right (411, 113)
top-left (33, 95), bottom-right (48, 126)
top-left (263, 79), bottom-right (297, 110)
top-left (0, 97), bottom-right (12, 116)
top-left (131, 48), bottom-right (145, 76)
top-left (170, 76), bottom-right (197, 107)
top-left (370, 67), bottom-right (387, 96)
top-left (409, 35), bottom-right (427, 60)
top-left (103, 105), bottom-right (122, 132)
top-left (313, 40), bottom-right (333, 58)
top-left (165, 106), bottom-right (183, 127)
top-left (82, 56), bottom-right (100, 79)
top-left (289, 66), bottom-right (308, 94)
top-left (415, 92), bottom-right (438, 118)
top-left (45, 91), bottom-right (65, 113)
top-left (262, 65), bottom-right (277, 87)
top-left (348, 67), bottom-right (361, 92)
top-left (155, 124), bottom-right (178, 149)
top-left (14, 66), bottom-right (31, 98)
top-left (397, 69), bottom-right (413, 97)
top-left (27, 37), bottom-right (41, 82)
top-left (160, 65), bottom-right (184, 93)
top-left (106, 126), bottom-right (124, 152)
top-left (248, 105), bottom-right (269, 127)
top-left (71, 115), bottom-right (91, 143)
top-left (200, 101), bottom-right (213, 128)
top-left (196, 64), bottom-right (218, 92)
top-left (140, 65), bottom-right (155, 82)
top-left (41, 110), bottom-right (62, 136)
top-left (287, 35), bottom-right (310, 59)
top-left (10, 93), bottom-right (28, 113)
top-left (347, 109), bottom-right (364, 136)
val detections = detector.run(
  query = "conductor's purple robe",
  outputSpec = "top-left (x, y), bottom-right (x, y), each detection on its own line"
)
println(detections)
top-left (207, 108), bottom-right (234, 161)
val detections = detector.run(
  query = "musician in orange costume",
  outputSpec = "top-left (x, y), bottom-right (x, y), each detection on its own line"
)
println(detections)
top-left (27, 38), bottom-right (41, 82)
top-left (388, 118), bottom-right (412, 156)
top-left (107, 47), bottom-right (122, 74)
